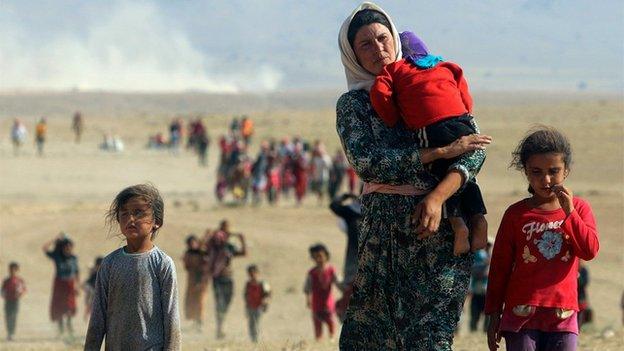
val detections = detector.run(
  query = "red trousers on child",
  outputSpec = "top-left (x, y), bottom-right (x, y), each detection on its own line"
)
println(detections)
top-left (312, 310), bottom-right (335, 339)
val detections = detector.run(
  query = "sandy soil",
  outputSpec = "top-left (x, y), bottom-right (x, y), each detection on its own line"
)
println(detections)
top-left (0, 92), bottom-right (622, 350)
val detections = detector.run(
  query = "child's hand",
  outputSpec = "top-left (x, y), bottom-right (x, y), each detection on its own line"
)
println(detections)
top-left (552, 184), bottom-right (574, 216)
top-left (487, 313), bottom-right (502, 351)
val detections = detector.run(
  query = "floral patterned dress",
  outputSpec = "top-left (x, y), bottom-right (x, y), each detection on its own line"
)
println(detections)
top-left (336, 90), bottom-right (486, 350)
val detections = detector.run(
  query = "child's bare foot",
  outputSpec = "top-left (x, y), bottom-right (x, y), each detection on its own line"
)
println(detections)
top-left (470, 214), bottom-right (488, 252)
top-left (450, 217), bottom-right (470, 256)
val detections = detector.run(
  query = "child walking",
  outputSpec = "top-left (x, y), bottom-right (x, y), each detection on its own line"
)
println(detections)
top-left (84, 184), bottom-right (181, 350)
top-left (1, 262), bottom-right (26, 341)
top-left (304, 243), bottom-right (341, 341)
top-left (43, 233), bottom-right (79, 339)
top-left (485, 127), bottom-right (599, 351)
top-left (370, 31), bottom-right (489, 256)
top-left (243, 264), bottom-right (271, 343)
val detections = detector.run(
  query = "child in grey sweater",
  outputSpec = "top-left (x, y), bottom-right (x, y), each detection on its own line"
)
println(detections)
top-left (85, 184), bottom-right (180, 351)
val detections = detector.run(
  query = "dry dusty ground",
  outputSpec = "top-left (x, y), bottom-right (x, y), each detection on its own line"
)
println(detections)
top-left (0, 92), bottom-right (622, 350)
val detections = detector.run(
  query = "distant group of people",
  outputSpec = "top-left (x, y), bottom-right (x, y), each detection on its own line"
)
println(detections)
top-left (9, 111), bottom-right (84, 157)
top-left (181, 220), bottom-right (252, 340)
top-left (216, 132), bottom-right (359, 206)
top-left (146, 116), bottom-right (261, 174)
top-left (10, 117), bottom-right (48, 156)
top-left (147, 117), bottom-right (211, 165)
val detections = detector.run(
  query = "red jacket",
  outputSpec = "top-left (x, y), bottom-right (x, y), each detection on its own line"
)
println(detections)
top-left (484, 197), bottom-right (599, 315)
top-left (370, 60), bottom-right (472, 130)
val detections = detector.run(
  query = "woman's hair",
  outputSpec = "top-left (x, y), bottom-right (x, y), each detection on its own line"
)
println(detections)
top-left (510, 126), bottom-right (572, 171)
top-left (347, 9), bottom-right (392, 48)
top-left (309, 243), bottom-right (330, 259)
top-left (105, 183), bottom-right (164, 239)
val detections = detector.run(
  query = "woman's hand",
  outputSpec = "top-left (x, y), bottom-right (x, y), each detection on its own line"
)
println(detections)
top-left (552, 184), bottom-right (574, 216)
top-left (487, 313), bottom-right (502, 351)
top-left (411, 170), bottom-right (464, 238)
top-left (412, 193), bottom-right (444, 238)
top-left (441, 134), bottom-right (492, 160)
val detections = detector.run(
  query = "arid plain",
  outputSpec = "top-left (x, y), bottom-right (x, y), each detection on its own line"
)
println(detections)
top-left (0, 91), bottom-right (622, 350)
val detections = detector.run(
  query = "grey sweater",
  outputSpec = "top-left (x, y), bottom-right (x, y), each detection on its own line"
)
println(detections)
top-left (84, 246), bottom-right (181, 351)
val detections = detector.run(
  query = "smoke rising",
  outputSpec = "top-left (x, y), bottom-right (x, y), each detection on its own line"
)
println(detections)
top-left (0, 1), bottom-right (283, 93)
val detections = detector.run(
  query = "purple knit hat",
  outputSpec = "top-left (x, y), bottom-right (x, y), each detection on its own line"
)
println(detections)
top-left (400, 31), bottom-right (429, 59)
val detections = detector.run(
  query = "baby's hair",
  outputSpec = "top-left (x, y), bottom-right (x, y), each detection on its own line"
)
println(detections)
top-left (9, 262), bottom-right (19, 270)
top-left (94, 257), bottom-right (104, 266)
top-left (247, 264), bottom-right (259, 274)
top-left (510, 126), bottom-right (572, 171)
top-left (105, 183), bottom-right (164, 239)
top-left (309, 243), bottom-right (330, 259)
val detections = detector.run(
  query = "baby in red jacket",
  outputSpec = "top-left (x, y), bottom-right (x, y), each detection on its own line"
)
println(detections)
top-left (370, 32), bottom-right (487, 255)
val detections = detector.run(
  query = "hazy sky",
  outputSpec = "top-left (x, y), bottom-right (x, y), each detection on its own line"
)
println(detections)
top-left (1, 0), bottom-right (622, 92)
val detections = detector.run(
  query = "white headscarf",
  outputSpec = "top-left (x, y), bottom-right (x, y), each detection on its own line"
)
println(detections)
top-left (338, 2), bottom-right (402, 92)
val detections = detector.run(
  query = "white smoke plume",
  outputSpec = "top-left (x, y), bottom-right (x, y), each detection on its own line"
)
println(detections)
top-left (0, 1), bottom-right (283, 93)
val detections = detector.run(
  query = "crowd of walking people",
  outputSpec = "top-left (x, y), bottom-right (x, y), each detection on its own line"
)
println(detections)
top-left (8, 111), bottom-right (360, 210)
top-left (0, 183), bottom-right (365, 345)
top-left (215, 128), bottom-right (359, 206)
top-left (9, 112), bottom-right (84, 157)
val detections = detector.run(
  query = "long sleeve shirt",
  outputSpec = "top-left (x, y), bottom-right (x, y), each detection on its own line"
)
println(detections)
top-left (84, 246), bottom-right (181, 351)
top-left (370, 60), bottom-right (472, 130)
top-left (336, 89), bottom-right (485, 188)
top-left (484, 197), bottom-right (599, 315)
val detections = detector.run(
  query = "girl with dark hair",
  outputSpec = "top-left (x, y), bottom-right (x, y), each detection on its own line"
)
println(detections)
top-left (337, 2), bottom-right (491, 350)
top-left (43, 232), bottom-right (79, 340)
top-left (85, 184), bottom-right (180, 350)
top-left (485, 127), bottom-right (599, 351)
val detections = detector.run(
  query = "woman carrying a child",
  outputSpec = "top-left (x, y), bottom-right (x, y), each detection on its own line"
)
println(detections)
top-left (336, 3), bottom-right (491, 350)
